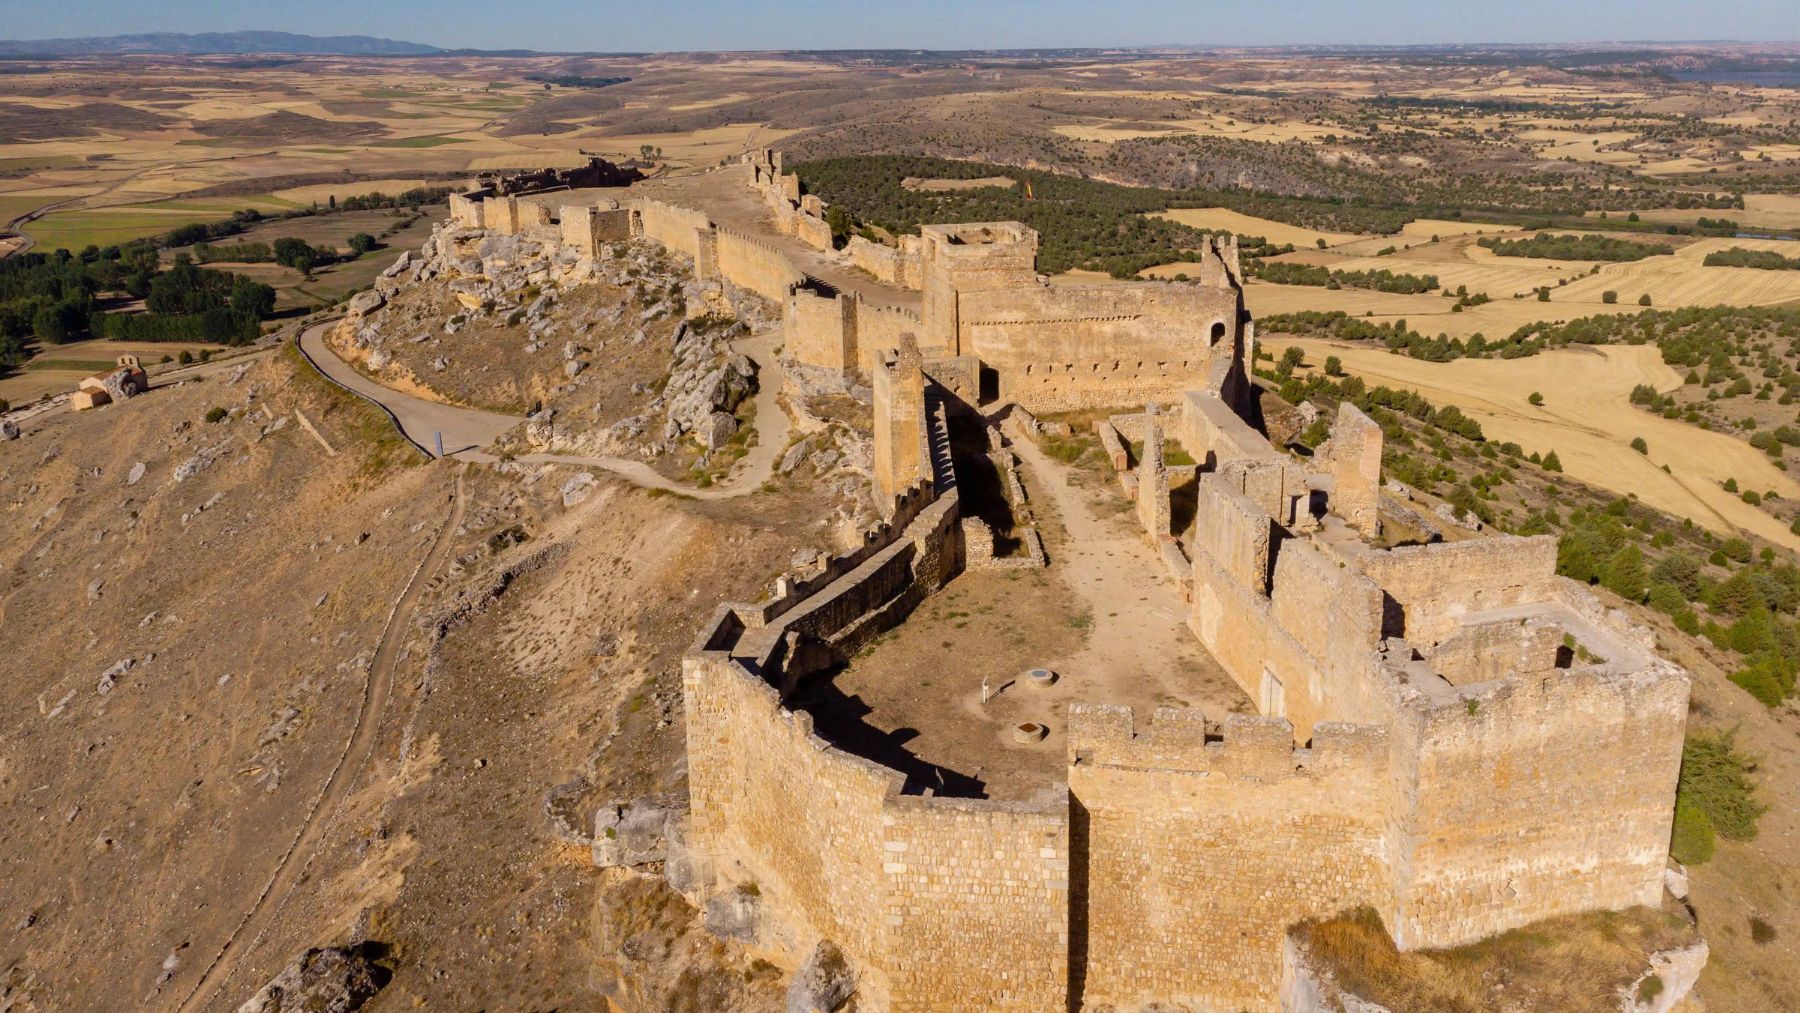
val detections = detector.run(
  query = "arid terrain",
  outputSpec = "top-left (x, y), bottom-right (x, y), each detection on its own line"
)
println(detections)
top-left (5, 38), bottom-right (1800, 1013)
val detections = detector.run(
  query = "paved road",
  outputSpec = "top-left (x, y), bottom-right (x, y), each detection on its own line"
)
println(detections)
top-left (176, 471), bottom-right (469, 1012)
top-left (297, 322), bottom-right (521, 458)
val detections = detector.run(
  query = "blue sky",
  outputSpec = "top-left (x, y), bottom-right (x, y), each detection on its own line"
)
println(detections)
top-left (4, 0), bottom-right (1796, 52)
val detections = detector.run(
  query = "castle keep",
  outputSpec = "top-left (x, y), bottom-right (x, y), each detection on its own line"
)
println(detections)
top-left (448, 152), bottom-right (1693, 1011)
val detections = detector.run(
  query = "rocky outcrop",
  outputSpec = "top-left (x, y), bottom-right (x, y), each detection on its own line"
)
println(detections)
top-left (592, 794), bottom-right (680, 868)
top-left (785, 940), bottom-right (856, 1013)
top-left (661, 321), bottom-right (755, 443)
top-left (236, 944), bottom-right (389, 1013)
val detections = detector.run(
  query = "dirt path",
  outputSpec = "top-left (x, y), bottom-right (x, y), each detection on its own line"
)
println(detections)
top-left (300, 316), bottom-right (793, 499)
top-left (1009, 433), bottom-right (1245, 718)
top-left (174, 470), bottom-right (467, 1013)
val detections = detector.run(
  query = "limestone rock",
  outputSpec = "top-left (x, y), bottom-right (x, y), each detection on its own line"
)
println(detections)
top-left (345, 290), bottom-right (385, 317)
top-left (564, 359), bottom-right (587, 379)
top-left (365, 349), bottom-right (391, 372)
top-left (235, 944), bottom-right (388, 1013)
top-left (785, 940), bottom-right (856, 1013)
top-left (561, 472), bottom-right (596, 508)
top-left (703, 886), bottom-right (760, 943)
top-left (379, 252), bottom-right (412, 279)
top-left (126, 461), bottom-right (145, 485)
top-left (700, 411), bottom-right (738, 451)
top-left (592, 795), bottom-right (676, 868)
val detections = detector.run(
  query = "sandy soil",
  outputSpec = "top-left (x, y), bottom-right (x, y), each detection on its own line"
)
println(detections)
top-left (1277, 338), bottom-right (1800, 551)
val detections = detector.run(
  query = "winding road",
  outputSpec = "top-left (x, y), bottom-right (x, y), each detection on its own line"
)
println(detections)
top-left (297, 320), bottom-right (794, 498)
top-left (175, 471), bottom-right (469, 1013)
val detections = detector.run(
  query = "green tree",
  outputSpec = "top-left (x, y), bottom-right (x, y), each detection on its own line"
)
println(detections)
top-left (1541, 450), bottom-right (1562, 472)
top-left (347, 233), bottom-right (378, 256)
top-left (1631, 436), bottom-right (1648, 454)
top-left (1528, 391), bottom-right (1544, 406)
top-left (1602, 545), bottom-right (1649, 602)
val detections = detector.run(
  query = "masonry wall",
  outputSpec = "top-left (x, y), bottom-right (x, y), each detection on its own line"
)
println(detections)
top-left (854, 301), bottom-right (924, 372)
top-left (683, 653), bottom-right (896, 963)
top-left (786, 287), bottom-right (856, 372)
top-left (1385, 662), bottom-right (1689, 949)
top-left (1070, 709), bottom-right (1391, 1011)
top-left (631, 198), bottom-right (713, 260)
top-left (1354, 536), bottom-right (1560, 645)
top-left (448, 189), bottom-right (489, 228)
top-left (716, 224), bottom-right (806, 303)
top-left (881, 794), bottom-right (1070, 1011)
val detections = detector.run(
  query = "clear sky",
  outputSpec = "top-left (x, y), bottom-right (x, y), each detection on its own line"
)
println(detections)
top-left (4, 0), bottom-right (1796, 52)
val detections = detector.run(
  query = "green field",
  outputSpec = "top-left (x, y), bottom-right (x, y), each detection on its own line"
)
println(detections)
top-left (23, 207), bottom-right (243, 251)
top-left (370, 134), bottom-right (472, 149)
top-left (0, 192), bottom-right (66, 226)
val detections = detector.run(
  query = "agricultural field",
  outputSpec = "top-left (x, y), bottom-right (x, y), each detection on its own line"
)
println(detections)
top-left (1277, 337), bottom-right (1800, 551)
top-left (0, 337), bottom-right (230, 405)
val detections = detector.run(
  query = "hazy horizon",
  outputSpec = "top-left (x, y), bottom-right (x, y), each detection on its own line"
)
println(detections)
top-left (4, 0), bottom-right (1797, 53)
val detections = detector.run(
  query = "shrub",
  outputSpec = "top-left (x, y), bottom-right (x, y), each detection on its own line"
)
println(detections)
top-left (203, 406), bottom-right (228, 424)
top-left (1631, 436), bottom-right (1648, 454)
top-left (177, 350), bottom-right (194, 365)
top-left (1528, 391), bottom-right (1544, 406)
top-left (1640, 293), bottom-right (1653, 306)
top-left (1676, 728), bottom-right (1765, 847)
top-left (1541, 450), bottom-right (1563, 472)
top-left (1603, 290), bottom-right (1619, 304)
top-left (1669, 799), bottom-right (1715, 865)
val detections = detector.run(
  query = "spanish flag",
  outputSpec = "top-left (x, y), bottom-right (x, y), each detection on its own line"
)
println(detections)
top-left (1023, 179), bottom-right (1034, 201)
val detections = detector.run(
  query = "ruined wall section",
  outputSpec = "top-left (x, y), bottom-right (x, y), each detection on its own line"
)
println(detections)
top-left (1352, 536), bottom-right (1560, 645)
top-left (847, 234), bottom-right (924, 290)
top-left (960, 282), bottom-right (1240, 412)
top-left (1069, 708), bottom-right (1391, 1011)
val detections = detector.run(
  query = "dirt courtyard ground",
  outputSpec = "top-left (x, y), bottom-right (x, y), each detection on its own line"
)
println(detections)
top-left (802, 422), bottom-right (1248, 801)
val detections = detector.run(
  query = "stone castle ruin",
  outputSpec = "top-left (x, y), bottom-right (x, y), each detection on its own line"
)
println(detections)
top-left (442, 151), bottom-right (1694, 1011)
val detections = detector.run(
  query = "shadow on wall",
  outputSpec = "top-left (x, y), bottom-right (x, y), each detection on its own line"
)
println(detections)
top-left (788, 669), bottom-right (991, 799)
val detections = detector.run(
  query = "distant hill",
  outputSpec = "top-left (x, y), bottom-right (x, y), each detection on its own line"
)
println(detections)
top-left (0, 31), bottom-right (443, 57)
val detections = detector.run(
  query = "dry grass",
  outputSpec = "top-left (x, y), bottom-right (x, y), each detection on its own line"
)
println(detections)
top-left (1296, 906), bottom-right (1696, 1013)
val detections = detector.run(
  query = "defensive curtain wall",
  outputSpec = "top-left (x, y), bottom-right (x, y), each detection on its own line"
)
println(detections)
top-left (452, 150), bottom-right (1255, 413)
top-left (445, 154), bottom-right (1693, 1010)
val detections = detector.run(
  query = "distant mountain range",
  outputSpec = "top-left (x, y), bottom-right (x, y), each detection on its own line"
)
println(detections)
top-left (0, 31), bottom-right (443, 57)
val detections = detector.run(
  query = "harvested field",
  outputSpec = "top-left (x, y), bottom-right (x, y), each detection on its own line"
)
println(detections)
top-left (1147, 207), bottom-right (1359, 249)
top-left (1277, 338), bottom-right (1800, 550)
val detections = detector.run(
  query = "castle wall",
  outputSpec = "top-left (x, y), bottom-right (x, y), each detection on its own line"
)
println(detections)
top-left (785, 287), bottom-right (856, 372)
top-left (1070, 709), bottom-right (1391, 1011)
top-left (715, 224), bottom-right (806, 303)
top-left (957, 283), bottom-right (1239, 413)
top-left (449, 188), bottom-right (490, 228)
top-left (1385, 661), bottom-right (1689, 948)
top-left (880, 794), bottom-right (1070, 1011)
top-left (630, 198), bottom-right (713, 260)
top-left (1354, 536), bottom-right (1559, 645)
top-left (558, 203), bottom-right (631, 256)
top-left (853, 302), bottom-right (925, 373)
top-left (848, 235), bottom-right (923, 289)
